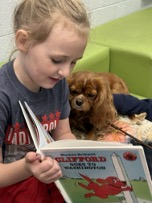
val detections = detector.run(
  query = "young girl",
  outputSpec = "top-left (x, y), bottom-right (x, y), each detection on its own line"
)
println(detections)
top-left (0, 0), bottom-right (90, 202)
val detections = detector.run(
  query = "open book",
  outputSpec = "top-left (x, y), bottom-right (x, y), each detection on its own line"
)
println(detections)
top-left (19, 101), bottom-right (152, 203)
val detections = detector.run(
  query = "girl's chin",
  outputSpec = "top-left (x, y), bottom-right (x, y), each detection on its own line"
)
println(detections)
top-left (41, 78), bottom-right (59, 89)
top-left (42, 83), bottom-right (57, 89)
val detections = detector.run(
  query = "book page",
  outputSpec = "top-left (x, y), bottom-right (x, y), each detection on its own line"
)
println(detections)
top-left (24, 102), bottom-right (53, 148)
top-left (19, 101), bottom-right (39, 152)
top-left (19, 101), bottom-right (53, 159)
top-left (41, 139), bottom-right (130, 150)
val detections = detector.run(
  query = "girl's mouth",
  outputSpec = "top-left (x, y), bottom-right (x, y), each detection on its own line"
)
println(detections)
top-left (49, 77), bottom-right (60, 83)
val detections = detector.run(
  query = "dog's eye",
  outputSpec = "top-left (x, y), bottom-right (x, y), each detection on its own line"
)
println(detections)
top-left (71, 90), bottom-right (78, 95)
top-left (87, 93), bottom-right (96, 98)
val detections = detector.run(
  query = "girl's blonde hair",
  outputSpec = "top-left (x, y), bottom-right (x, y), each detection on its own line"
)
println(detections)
top-left (13, 0), bottom-right (90, 46)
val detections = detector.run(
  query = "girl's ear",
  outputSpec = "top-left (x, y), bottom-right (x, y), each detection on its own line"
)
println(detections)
top-left (15, 30), bottom-right (29, 54)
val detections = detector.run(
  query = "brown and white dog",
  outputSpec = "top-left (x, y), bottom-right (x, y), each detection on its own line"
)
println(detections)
top-left (67, 71), bottom-right (129, 140)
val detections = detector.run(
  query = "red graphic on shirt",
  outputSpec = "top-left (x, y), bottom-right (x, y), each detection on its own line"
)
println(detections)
top-left (5, 111), bottom-right (60, 145)
top-left (49, 113), bottom-right (54, 120)
top-left (42, 114), bottom-right (48, 122)
top-left (55, 111), bottom-right (61, 118)
top-left (14, 122), bottom-right (21, 130)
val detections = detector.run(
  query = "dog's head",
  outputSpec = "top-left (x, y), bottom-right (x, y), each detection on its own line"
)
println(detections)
top-left (96, 176), bottom-right (127, 187)
top-left (67, 71), bottom-right (117, 129)
top-left (67, 71), bottom-right (99, 112)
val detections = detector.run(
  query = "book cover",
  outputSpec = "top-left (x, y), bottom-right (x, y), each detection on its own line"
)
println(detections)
top-left (19, 101), bottom-right (152, 203)
top-left (43, 142), bottom-right (152, 203)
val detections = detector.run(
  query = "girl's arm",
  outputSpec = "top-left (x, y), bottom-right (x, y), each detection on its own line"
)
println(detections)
top-left (0, 147), bottom-right (31, 187)
top-left (52, 117), bottom-right (76, 140)
top-left (0, 147), bottom-right (62, 187)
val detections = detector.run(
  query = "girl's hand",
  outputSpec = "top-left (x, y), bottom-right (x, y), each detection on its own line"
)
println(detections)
top-left (25, 152), bottom-right (63, 184)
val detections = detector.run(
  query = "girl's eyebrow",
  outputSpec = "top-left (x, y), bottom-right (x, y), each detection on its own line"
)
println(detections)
top-left (51, 54), bottom-right (83, 60)
top-left (75, 56), bottom-right (83, 60)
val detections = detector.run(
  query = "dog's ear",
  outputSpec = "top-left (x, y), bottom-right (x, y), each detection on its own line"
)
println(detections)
top-left (90, 79), bottom-right (117, 129)
top-left (66, 73), bottom-right (73, 85)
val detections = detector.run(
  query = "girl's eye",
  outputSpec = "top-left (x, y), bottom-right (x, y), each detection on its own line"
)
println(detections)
top-left (72, 61), bottom-right (76, 65)
top-left (52, 59), bottom-right (62, 64)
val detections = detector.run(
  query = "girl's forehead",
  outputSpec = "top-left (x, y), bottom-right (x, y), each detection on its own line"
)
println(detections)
top-left (44, 27), bottom-right (87, 59)
top-left (37, 20), bottom-right (87, 58)
top-left (47, 22), bottom-right (86, 44)
top-left (51, 19), bottom-right (87, 39)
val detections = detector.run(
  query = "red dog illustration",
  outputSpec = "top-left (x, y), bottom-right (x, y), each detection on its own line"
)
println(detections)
top-left (78, 173), bottom-right (133, 199)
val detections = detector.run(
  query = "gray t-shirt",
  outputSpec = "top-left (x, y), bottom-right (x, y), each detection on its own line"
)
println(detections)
top-left (0, 60), bottom-right (70, 163)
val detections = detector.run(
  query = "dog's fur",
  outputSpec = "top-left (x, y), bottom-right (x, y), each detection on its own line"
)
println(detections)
top-left (67, 71), bottom-right (129, 140)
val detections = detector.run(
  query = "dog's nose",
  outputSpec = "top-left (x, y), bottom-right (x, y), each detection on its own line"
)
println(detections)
top-left (76, 99), bottom-right (84, 106)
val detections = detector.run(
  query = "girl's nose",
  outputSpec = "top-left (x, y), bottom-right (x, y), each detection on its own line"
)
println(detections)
top-left (58, 64), bottom-right (72, 77)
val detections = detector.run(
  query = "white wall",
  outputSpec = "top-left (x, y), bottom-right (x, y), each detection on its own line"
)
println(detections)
top-left (83, 0), bottom-right (152, 27)
top-left (0, 0), bottom-right (18, 62)
top-left (0, 0), bottom-right (152, 62)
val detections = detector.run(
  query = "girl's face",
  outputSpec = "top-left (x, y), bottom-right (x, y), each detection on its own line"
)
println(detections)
top-left (14, 22), bottom-right (87, 92)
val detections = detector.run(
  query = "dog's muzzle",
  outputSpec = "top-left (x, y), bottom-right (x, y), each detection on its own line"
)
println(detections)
top-left (75, 99), bottom-right (84, 106)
